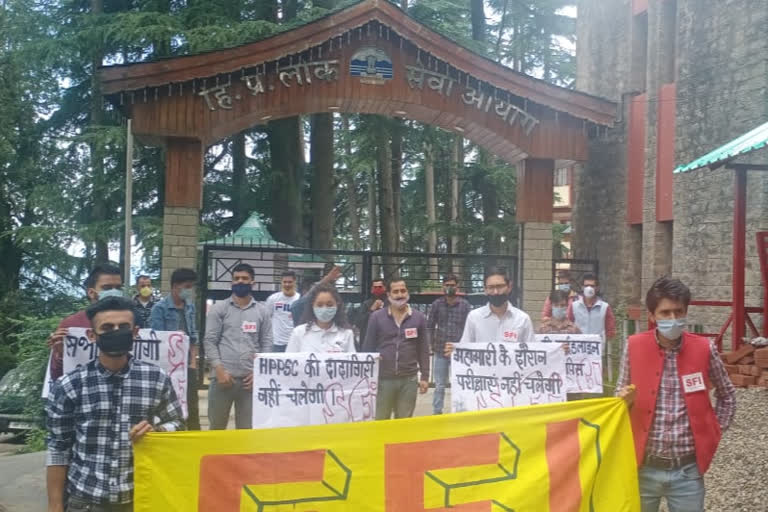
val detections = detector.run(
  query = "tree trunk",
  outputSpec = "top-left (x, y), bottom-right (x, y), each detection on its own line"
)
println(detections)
top-left (309, 113), bottom-right (334, 249)
top-left (450, 136), bottom-right (462, 275)
top-left (390, 118), bottom-right (403, 252)
top-left (231, 131), bottom-right (248, 228)
top-left (424, 138), bottom-right (438, 281)
top-left (268, 117), bottom-right (304, 246)
top-left (90, 0), bottom-right (108, 264)
top-left (479, 149), bottom-right (500, 257)
top-left (342, 116), bottom-right (360, 250)
top-left (376, 125), bottom-right (397, 275)
top-left (368, 166), bottom-right (380, 279)
top-left (470, 0), bottom-right (486, 43)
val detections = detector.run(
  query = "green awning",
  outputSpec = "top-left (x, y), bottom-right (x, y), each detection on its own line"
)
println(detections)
top-left (674, 120), bottom-right (768, 173)
top-left (203, 213), bottom-right (293, 248)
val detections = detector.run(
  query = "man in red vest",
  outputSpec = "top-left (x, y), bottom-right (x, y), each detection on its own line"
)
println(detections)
top-left (616, 276), bottom-right (735, 512)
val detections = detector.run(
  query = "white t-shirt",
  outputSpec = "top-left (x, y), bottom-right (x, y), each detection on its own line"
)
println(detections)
top-left (265, 291), bottom-right (301, 346)
top-left (285, 323), bottom-right (356, 353)
top-left (459, 302), bottom-right (535, 344)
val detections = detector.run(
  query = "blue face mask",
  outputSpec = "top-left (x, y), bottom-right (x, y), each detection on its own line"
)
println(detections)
top-left (232, 282), bottom-right (252, 298)
top-left (551, 306), bottom-right (567, 320)
top-left (656, 317), bottom-right (687, 340)
top-left (98, 288), bottom-right (123, 300)
top-left (313, 306), bottom-right (337, 323)
top-left (557, 283), bottom-right (570, 292)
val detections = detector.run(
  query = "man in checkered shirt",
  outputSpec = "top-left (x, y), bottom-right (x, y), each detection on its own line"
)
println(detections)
top-left (46, 296), bottom-right (184, 512)
top-left (617, 277), bottom-right (735, 512)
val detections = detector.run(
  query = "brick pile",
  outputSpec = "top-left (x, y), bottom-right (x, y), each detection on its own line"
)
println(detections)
top-left (722, 345), bottom-right (768, 388)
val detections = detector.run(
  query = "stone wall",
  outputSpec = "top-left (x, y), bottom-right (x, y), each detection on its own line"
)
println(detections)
top-left (573, 0), bottom-right (637, 309)
top-left (672, 0), bottom-right (768, 342)
top-left (521, 222), bottom-right (553, 325)
top-left (575, 0), bottom-right (768, 341)
top-left (161, 206), bottom-right (200, 292)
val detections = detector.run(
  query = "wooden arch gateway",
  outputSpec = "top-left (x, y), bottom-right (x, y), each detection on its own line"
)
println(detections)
top-left (99, 0), bottom-right (616, 293)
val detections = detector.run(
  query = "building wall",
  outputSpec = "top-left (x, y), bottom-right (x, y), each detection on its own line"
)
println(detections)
top-left (673, 0), bottom-right (768, 339)
top-left (575, 0), bottom-right (768, 340)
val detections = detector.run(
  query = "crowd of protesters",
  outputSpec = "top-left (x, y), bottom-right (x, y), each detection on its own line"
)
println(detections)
top-left (43, 261), bottom-right (734, 512)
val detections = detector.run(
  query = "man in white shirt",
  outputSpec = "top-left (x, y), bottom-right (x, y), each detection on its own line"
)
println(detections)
top-left (445, 268), bottom-right (534, 354)
top-left (265, 270), bottom-right (301, 352)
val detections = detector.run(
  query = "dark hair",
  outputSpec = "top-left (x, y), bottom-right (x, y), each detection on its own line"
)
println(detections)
top-left (484, 267), bottom-right (510, 285)
top-left (171, 268), bottom-right (197, 287)
top-left (86, 296), bottom-right (137, 326)
top-left (85, 264), bottom-right (121, 289)
top-left (371, 278), bottom-right (386, 286)
top-left (549, 289), bottom-right (569, 305)
top-left (387, 276), bottom-right (407, 292)
top-left (232, 263), bottom-right (255, 279)
top-left (136, 274), bottom-right (151, 285)
top-left (281, 270), bottom-right (297, 280)
top-left (646, 276), bottom-right (691, 313)
top-left (443, 274), bottom-right (459, 284)
top-left (556, 269), bottom-right (571, 279)
top-left (582, 272), bottom-right (599, 285)
top-left (301, 284), bottom-right (350, 330)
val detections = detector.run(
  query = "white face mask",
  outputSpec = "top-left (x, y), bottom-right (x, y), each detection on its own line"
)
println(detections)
top-left (583, 286), bottom-right (596, 298)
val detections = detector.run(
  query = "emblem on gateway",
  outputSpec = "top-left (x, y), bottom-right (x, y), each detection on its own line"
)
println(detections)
top-left (349, 47), bottom-right (393, 85)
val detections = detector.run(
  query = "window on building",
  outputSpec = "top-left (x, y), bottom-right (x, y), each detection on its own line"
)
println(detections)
top-left (660, 0), bottom-right (677, 84)
top-left (631, 11), bottom-right (648, 92)
top-left (554, 167), bottom-right (569, 186)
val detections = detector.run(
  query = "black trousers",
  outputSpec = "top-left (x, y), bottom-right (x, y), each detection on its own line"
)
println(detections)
top-left (187, 367), bottom-right (200, 430)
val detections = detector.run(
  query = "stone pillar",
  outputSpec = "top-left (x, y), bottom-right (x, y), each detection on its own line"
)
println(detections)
top-left (161, 138), bottom-right (203, 292)
top-left (521, 223), bottom-right (553, 323)
top-left (161, 207), bottom-right (200, 291)
top-left (517, 158), bottom-right (555, 324)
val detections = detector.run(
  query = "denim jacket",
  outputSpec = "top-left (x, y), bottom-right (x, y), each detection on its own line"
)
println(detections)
top-left (149, 295), bottom-right (198, 344)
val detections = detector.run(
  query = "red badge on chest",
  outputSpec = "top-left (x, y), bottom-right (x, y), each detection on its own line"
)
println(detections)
top-left (404, 328), bottom-right (418, 339)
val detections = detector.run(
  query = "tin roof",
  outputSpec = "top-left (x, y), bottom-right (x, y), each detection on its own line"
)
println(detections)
top-left (675, 120), bottom-right (768, 173)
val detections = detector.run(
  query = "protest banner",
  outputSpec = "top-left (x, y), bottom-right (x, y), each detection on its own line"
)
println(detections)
top-left (536, 334), bottom-right (604, 394)
top-left (134, 397), bottom-right (640, 512)
top-left (252, 352), bottom-right (379, 428)
top-left (450, 341), bottom-right (566, 412)
top-left (43, 328), bottom-right (189, 417)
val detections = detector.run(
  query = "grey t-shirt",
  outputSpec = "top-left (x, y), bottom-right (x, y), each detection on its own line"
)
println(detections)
top-left (203, 297), bottom-right (273, 378)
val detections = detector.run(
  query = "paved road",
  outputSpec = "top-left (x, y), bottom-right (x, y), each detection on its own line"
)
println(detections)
top-left (0, 388), bottom-right (448, 511)
top-left (0, 450), bottom-right (46, 512)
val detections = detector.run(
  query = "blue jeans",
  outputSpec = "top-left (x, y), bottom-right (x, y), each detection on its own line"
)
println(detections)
top-left (272, 344), bottom-right (287, 352)
top-left (432, 354), bottom-right (450, 414)
top-left (639, 463), bottom-right (705, 512)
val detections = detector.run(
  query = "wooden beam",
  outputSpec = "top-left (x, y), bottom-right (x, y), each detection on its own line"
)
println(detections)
top-left (732, 168), bottom-right (747, 349)
top-left (165, 138), bottom-right (203, 208)
top-left (517, 158), bottom-right (554, 223)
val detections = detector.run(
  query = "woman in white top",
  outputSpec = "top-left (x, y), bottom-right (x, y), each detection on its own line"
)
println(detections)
top-left (285, 284), bottom-right (356, 353)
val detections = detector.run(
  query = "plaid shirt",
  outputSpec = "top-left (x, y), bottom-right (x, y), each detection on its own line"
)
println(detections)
top-left (46, 357), bottom-right (184, 504)
top-left (427, 296), bottom-right (471, 353)
top-left (617, 332), bottom-right (736, 458)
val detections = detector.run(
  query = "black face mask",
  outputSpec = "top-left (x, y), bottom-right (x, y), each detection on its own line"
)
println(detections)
top-left (96, 328), bottom-right (134, 356)
top-left (487, 294), bottom-right (508, 307)
top-left (445, 286), bottom-right (457, 297)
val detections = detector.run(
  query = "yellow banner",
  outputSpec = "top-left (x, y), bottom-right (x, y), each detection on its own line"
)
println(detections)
top-left (134, 398), bottom-right (640, 511)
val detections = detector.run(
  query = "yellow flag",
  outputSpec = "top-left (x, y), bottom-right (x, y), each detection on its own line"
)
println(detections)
top-left (134, 398), bottom-right (640, 511)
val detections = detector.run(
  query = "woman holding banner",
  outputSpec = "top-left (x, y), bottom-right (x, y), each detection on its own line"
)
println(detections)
top-left (286, 284), bottom-right (356, 353)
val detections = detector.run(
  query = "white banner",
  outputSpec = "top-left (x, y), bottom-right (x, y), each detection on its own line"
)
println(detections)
top-left (43, 328), bottom-right (189, 418)
top-left (450, 342), bottom-right (566, 413)
top-left (535, 334), bottom-right (604, 394)
top-left (252, 352), bottom-right (379, 429)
